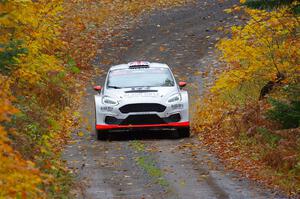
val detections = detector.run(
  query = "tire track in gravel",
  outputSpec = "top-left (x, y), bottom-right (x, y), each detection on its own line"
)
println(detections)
top-left (63, 0), bottom-right (287, 198)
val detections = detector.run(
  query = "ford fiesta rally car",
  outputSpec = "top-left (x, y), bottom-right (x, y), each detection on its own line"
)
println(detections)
top-left (94, 61), bottom-right (190, 140)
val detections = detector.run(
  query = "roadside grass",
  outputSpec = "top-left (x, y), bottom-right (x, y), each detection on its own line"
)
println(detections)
top-left (194, 99), bottom-right (300, 195)
top-left (252, 134), bottom-right (298, 194)
top-left (130, 140), bottom-right (146, 152)
top-left (130, 141), bottom-right (169, 187)
top-left (135, 156), bottom-right (169, 187)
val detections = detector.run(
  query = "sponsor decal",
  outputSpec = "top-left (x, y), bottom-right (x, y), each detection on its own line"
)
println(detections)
top-left (124, 92), bottom-right (159, 97)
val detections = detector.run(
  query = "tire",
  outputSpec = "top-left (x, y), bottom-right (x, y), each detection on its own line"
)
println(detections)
top-left (178, 127), bottom-right (190, 138)
top-left (96, 130), bottom-right (108, 140)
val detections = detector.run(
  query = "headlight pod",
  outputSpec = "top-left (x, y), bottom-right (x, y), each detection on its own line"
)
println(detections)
top-left (102, 96), bottom-right (118, 106)
top-left (167, 93), bottom-right (181, 103)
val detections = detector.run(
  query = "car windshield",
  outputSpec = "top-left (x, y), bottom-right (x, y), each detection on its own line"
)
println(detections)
top-left (107, 67), bottom-right (175, 88)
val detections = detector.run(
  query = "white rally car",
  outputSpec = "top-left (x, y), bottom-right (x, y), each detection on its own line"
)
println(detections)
top-left (94, 61), bottom-right (189, 140)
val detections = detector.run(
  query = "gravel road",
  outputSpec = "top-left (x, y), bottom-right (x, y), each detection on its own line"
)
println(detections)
top-left (63, 1), bottom-right (287, 198)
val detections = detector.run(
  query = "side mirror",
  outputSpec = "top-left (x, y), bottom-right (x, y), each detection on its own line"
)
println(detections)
top-left (93, 86), bottom-right (102, 93)
top-left (178, 81), bottom-right (187, 88)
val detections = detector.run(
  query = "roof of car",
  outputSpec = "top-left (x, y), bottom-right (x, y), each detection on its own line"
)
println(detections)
top-left (109, 62), bottom-right (169, 71)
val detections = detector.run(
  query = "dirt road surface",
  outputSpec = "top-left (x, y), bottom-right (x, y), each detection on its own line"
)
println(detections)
top-left (63, 1), bottom-right (287, 198)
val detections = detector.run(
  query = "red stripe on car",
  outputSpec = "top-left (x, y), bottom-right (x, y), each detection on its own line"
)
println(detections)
top-left (96, 122), bottom-right (189, 130)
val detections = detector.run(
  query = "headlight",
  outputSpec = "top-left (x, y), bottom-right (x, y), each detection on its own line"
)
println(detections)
top-left (102, 96), bottom-right (118, 106)
top-left (167, 93), bottom-right (181, 103)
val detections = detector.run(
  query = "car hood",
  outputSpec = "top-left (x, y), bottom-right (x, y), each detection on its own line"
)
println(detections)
top-left (103, 86), bottom-right (179, 101)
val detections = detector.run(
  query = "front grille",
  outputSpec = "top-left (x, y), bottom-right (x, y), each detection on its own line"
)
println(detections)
top-left (121, 114), bottom-right (166, 125)
top-left (119, 103), bottom-right (166, 113)
top-left (105, 113), bottom-right (181, 125)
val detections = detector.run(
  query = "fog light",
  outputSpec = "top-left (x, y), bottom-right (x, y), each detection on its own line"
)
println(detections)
top-left (105, 116), bottom-right (118, 124)
top-left (171, 104), bottom-right (183, 110)
top-left (168, 113), bottom-right (181, 122)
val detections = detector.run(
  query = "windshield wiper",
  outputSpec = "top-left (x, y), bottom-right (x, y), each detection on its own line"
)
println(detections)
top-left (108, 86), bottom-right (122, 89)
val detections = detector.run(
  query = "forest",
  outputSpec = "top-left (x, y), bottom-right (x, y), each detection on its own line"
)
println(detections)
top-left (0, 0), bottom-right (299, 198)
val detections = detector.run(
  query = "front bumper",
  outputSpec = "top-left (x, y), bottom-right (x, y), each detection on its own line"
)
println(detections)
top-left (96, 121), bottom-right (189, 130)
top-left (95, 93), bottom-right (189, 131)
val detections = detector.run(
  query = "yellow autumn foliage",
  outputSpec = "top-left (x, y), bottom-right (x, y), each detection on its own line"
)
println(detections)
top-left (0, 76), bottom-right (44, 198)
top-left (194, 3), bottom-right (300, 194)
top-left (1, 0), bottom-right (192, 197)
top-left (0, 0), bottom-right (63, 84)
top-left (0, 0), bottom-right (64, 197)
top-left (212, 8), bottom-right (300, 98)
top-left (0, 132), bottom-right (44, 198)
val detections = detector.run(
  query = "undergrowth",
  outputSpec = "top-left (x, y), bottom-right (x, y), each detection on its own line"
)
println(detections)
top-left (193, 0), bottom-right (300, 195)
top-left (0, 0), bottom-right (191, 197)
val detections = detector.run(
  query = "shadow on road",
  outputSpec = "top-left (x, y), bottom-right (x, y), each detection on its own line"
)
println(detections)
top-left (96, 130), bottom-right (185, 141)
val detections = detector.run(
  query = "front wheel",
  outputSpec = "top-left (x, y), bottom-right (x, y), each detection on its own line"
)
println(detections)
top-left (177, 127), bottom-right (190, 138)
top-left (96, 130), bottom-right (108, 140)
